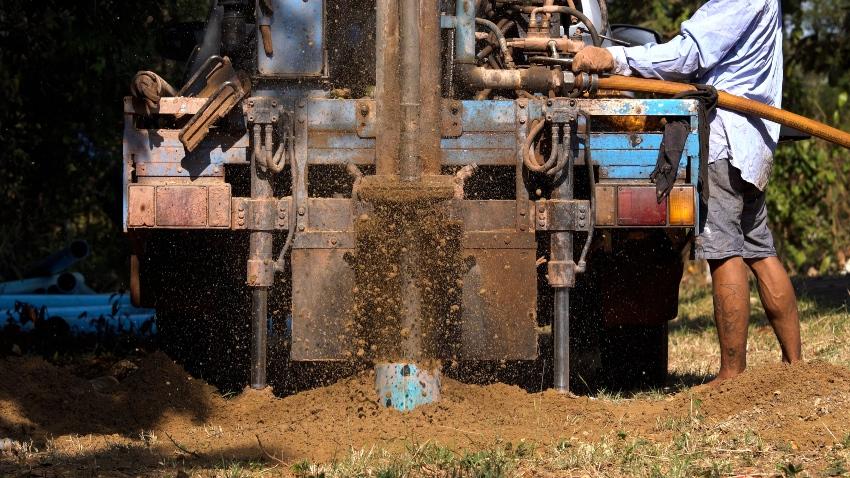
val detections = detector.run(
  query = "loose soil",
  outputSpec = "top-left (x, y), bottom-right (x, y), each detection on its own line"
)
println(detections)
top-left (2, 351), bottom-right (849, 473)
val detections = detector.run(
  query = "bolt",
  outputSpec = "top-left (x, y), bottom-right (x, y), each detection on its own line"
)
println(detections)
top-left (278, 210), bottom-right (286, 219)
top-left (519, 118), bottom-right (526, 124)
top-left (237, 204), bottom-right (245, 212)
top-left (272, 115), bottom-right (278, 122)
top-left (249, 100), bottom-right (255, 107)
top-left (519, 210), bottom-right (526, 217)
top-left (518, 100), bottom-right (526, 109)
top-left (248, 115), bottom-right (254, 122)
top-left (451, 105), bottom-right (459, 115)
top-left (546, 115), bottom-right (552, 121)
top-left (298, 207), bottom-right (306, 216)
top-left (569, 100), bottom-right (577, 107)
top-left (547, 99), bottom-right (553, 107)
top-left (271, 100), bottom-right (278, 107)
top-left (297, 100), bottom-right (306, 108)
top-left (298, 224), bottom-right (305, 231)
top-left (330, 238), bottom-right (338, 245)
top-left (360, 104), bottom-right (369, 116)
top-left (504, 237), bottom-right (511, 245)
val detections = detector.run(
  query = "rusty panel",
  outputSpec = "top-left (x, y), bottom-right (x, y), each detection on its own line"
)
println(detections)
top-left (462, 200), bottom-right (516, 231)
top-left (208, 185), bottom-right (232, 228)
top-left (290, 249), bottom-right (356, 360)
top-left (459, 248), bottom-right (538, 360)
top-left (155, 186), bottom-right (208, 227)
top-left (595, 185), bottom-right (616, 226)
top-left (128, 185), bottom-right (155, 227)
top-left (307, 198), bottom-right (353, 231)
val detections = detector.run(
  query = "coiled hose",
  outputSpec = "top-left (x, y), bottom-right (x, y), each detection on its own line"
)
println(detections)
top-left (597, 75), bottom-right (850, 149)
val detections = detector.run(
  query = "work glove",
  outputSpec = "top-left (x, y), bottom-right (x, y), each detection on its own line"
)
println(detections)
top-left (572, 46), bottom-right (615, 73)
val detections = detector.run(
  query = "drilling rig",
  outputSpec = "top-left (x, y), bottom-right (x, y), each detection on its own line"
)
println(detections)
top-left (125, 0), bottom-right (699, 409)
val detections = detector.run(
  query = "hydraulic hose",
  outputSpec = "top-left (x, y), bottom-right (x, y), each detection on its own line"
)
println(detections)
top-left (529, 6), bottom-right (602, 47)
top-left (597, 75), bottom-right (850, 149)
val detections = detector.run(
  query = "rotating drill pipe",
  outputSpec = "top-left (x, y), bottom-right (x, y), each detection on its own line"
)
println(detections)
top-left (596, 75), bottom-right (850, 150)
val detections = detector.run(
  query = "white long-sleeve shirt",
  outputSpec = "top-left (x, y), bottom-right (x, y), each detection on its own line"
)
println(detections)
top-left (608, 0), bottom-right (783, 190)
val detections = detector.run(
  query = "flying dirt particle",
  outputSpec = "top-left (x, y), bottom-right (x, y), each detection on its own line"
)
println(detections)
top-left (450, 304), bottom-right (460, 313)
top-left (479, 288), bottom-right (487, 295)
top-left (400, 327), bottom-right (410, 338)
top-left (356, 348), bottom-right (365, 357)
top-left (359, 213), bottom-right (370, 222)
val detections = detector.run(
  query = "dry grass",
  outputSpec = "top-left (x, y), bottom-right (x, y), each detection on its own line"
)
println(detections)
top-left (3, 274), bottom-right (849, 478)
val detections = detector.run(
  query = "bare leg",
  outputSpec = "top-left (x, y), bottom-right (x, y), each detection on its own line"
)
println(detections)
top-left (708, 257), bottom-right (751, 383)
top-left (745, 257), bottom-right (802, 363)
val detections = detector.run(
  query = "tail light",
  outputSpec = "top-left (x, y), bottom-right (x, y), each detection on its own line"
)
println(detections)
top-left (668, 186), bottom-right (695, 226)
top-left (595, 185), bottom-right (695, 227)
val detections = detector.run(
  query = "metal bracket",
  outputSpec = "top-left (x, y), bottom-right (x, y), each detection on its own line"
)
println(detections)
top-left (441, 99), bottom-right (463, 138)
top-left (355, 99), bottom-right (463, 138)
top-left (355, 99), bottom-right (376, 138)
top-left (543, 98), bottom-right (580, 124)
top-left (231, 197), bottom-right (291, 230)
top-left (243, 96), bottom-right (283, 124)
top-left (534, 199), bottom-right (591, 232)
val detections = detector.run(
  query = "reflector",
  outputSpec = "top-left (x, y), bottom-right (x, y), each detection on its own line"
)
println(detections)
top-left (668, 186), bottom-right (695, 226)
top-left (617, 186), bottom-right (667, 226)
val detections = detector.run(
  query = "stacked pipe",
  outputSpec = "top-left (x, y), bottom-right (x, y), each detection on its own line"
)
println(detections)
top-left (0, 241), bottom-right (156, 335)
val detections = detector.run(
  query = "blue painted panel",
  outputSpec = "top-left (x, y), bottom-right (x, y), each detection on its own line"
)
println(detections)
top-left (590, 133), bottom-right (664, 150)
top-left (308, 132), bottom-right (374, 149)
top-left (599, 166), bottom-right (657, 179)
top-left (578, 98), bottom-right (700, 117)
top-left (462, 101), bottom-right (516, 132)
top-left (308, 149), bottom-right (374, 165)
top-left (590, 149), bottom-right (688, 168)
top-left (307, 100), bottom-right (356, 130)
top-left (257, 0), bottom-right (325, 77)
top-left (443, 149), bottom-right (515, 166)
top-left (441, 132), bottom-right (516, 150)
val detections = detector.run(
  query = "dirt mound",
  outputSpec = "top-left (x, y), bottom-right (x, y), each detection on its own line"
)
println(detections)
top-left (1, 353), bottom-right (849, 465)
top-left (682, 361), bottom-right (850, 448)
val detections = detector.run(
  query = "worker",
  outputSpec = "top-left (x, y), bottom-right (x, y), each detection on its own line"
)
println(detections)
top-left (571, 0), bottom-right (802, 383)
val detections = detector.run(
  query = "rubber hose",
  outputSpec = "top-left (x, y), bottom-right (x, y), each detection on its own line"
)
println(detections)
top-left (597, 75), bottom-right (850, 149)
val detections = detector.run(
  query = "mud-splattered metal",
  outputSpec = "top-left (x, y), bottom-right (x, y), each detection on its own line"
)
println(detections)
top-left (374, 363), bottom-right (441, 411)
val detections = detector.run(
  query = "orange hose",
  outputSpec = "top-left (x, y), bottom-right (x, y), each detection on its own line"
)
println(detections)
top-left (597, 75), bottom-right (850, 150)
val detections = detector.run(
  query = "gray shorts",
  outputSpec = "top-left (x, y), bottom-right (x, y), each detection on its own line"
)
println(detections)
top-left (694, 159), bottom-right (777, 260)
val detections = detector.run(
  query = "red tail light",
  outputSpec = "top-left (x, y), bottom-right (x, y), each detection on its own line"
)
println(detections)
top-left (617, 186), bottom-right (667, 226)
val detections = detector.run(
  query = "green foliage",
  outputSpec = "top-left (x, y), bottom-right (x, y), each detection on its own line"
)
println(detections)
top-left (1, 0), bottom-right (848, 284)
top-left (0, 0), bottom-right (207, 286)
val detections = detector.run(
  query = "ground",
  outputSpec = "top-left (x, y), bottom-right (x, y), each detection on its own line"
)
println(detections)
top-left (1, 270), bottom-right (849, 478)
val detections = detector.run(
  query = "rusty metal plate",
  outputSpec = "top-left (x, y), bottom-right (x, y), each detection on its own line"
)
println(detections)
top-left (355, 100), bottom-right (376, 138)
top-left (290, 249), bottom-right (356, 361)
top-left (459, 248), bottom-right (538, 360)
top-left (128, 185), bottom-right (155, 227)
top-left (155, 186), bottom-right (208, 227)
top-left (441, 99), bottom-right (463, 138)
top-left (595, 185), bottom-right (616, 226)
top-left (208, 185), bottom-right (231, 228)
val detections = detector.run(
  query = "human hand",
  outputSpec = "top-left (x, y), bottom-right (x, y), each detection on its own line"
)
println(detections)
top-left (571, 46), bottom-right (614, 73)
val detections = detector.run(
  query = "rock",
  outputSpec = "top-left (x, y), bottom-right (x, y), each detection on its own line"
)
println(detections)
top-left (89, 375), bottom-right (120, 393)
top-left (109, 359), bottom-right (139, 380)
